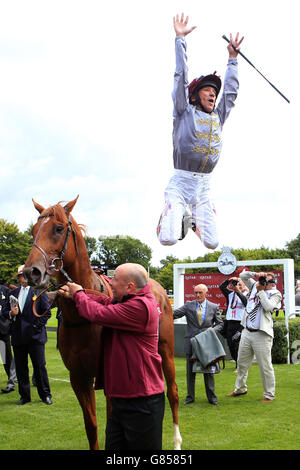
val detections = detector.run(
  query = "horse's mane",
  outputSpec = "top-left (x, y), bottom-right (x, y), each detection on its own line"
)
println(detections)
top-left (44, 202), bottom-right (87, 237)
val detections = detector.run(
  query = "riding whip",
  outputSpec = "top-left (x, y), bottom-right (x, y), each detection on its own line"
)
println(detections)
top-left (222, 35), bottom-right (290, 103)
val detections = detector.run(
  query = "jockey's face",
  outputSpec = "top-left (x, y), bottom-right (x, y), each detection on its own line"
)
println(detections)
top-left (197, 86), bottom-right (216, 113)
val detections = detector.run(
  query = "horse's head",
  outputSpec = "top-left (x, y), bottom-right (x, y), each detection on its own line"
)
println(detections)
top-left (23, 196), bottom-right (80, 288)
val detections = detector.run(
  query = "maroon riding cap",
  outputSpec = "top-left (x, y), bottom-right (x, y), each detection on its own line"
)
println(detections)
top-left (188, 73), bottom-right (222, 99)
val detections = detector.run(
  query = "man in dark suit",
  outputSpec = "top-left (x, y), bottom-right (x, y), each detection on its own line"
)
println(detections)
top-left (0, 283), bottom-right (17, 393)
top-left (3, 266), bottom-right (52, 405)
top-left (173, 283), bottom-right (223, 405)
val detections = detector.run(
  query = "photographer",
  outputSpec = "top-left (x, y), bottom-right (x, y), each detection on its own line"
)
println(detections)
top-left (219, 277), bottom-right (248, 371)
top-left (227, 270), bottom-right (282, 402)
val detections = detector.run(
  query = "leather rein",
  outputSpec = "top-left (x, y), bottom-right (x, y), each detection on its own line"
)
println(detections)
top-left (31, 213), bottom-right (111, 319)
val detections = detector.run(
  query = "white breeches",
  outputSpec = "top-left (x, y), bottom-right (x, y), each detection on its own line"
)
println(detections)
top-left (158, 170), bottom-right (218, 249)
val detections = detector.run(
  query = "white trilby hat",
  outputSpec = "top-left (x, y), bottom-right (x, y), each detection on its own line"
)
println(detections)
top-left (17, 265), bottom-right (25, 276)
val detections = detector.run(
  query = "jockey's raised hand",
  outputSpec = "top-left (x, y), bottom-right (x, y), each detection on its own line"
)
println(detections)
top-left (227, 32), bottom-right (244, 58)
top-left (173, 13), bottom-right (196, 37)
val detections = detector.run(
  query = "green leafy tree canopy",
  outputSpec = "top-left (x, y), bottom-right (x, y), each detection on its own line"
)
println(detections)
top-left (0, 219), bottom-right (33, 283)
top-left (95, 235), bottom-right (152, 269)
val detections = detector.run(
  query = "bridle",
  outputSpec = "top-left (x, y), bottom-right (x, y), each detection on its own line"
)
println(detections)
top-left (30, 211), bottom-right (111, 320)
top-left (33, 212), bottom-right (78, 283)
top-left (30, 212), bottom-right (79, 317)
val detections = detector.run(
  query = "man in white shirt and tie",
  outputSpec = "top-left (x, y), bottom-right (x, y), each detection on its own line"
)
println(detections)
top-left (173, 284), bottom-right (223, 405)
top-left (18, 282), bottom-right (30, 312)
top-left (3, 265), bottom-right (52, 405)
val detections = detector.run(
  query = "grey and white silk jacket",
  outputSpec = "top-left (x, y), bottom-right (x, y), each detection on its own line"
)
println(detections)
top-left (172, 36), bottom-right (239, 174)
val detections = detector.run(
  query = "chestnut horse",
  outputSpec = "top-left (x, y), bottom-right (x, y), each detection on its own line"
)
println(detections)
top-left (23, 196), bottom-right (182, 450)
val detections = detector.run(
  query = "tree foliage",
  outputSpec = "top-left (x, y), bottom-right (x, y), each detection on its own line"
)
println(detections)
top-left (153, 260), bottom-right (179, 293)
top-left (2, 212), bottom-right (300, 293)
top-left (151, 246), bottom-right (293, 291)
top-left (95, 235), bottom-right (152, 269)
top-left (84, 235), bottom-right (98, 261)
top-left (285, 234), bottom-right (300, 278)
top-left (0, 219), bottom-right (33, 283)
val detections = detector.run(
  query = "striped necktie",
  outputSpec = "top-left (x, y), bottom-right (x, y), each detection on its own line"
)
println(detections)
top-left (249, 303), bottom-right (260, 323)
top-left (196, 304), bottom-right (202, 326)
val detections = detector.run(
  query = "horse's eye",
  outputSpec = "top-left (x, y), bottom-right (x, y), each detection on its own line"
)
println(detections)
top-left (56, 225), bottom-right (64, 234)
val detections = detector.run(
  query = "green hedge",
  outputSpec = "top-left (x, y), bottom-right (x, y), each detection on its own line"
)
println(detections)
top-left (272, 318), bottom-right (300, 364)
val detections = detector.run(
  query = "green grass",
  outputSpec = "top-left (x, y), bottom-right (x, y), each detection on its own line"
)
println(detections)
top-left (47, 308), bottom-right (59, 328)
top-left (1, 331), bottom-right (300, 450)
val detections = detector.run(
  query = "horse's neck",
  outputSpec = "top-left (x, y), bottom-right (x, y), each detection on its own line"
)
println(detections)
top-left (57, 256), bottom-right (96, 323)
top-left (57, 238), bottom-right (111, 322)
top-left (61, 260), bottom-right (95, 289)
top-left (56, 233), bottom-right (92, 287)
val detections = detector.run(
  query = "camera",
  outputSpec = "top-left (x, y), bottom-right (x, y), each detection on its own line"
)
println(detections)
top-left (231, 279), bottom-right (238, 286)
top-left (258, 276), bottom-right (267, 286)
top-left (259, 276), bottom-right (276, 286)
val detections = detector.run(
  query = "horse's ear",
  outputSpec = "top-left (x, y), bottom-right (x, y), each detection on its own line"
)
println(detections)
top-left (32, 198), bottom-right (45, 214)
top-left (64, 195), bottom-right (79, 216)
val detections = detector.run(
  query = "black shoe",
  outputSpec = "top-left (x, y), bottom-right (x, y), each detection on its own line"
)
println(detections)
top-left (42, 396), bottom-right (52, 405)
top-left (178, 216), bottom-right (187, 241)
top-left (179, 211), bottom-right (196, 240)
top-left (1, 387), bottom-right (15, 394)
top-left (17, 398), bottom-right (31, 405)
top-left (184, 398), bottom-right (195, 405)
top-left (209, 401), bottom-right (219, 406)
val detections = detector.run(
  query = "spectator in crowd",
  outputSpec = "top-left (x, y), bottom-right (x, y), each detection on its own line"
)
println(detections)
top-left (58, 263), bottom-right (165, 450)
top-left (219, 277), bottom-right (248, 371)
top-left (227, 270), bottom-right (282, 402)
top-left (173, 284), bottom-right (223, 405)
top-left (3, 266), bottom-right (52, 405)
top-left (0, 283), bottom-right (17, 393)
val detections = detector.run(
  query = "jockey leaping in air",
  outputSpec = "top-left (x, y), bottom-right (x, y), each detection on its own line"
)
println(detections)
top-left (157, 13), bottom-right (243, 250)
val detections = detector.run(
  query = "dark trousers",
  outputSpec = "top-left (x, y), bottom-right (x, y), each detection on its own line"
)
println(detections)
top-left (0, 334), bottom-right (17, 388)
top-left (186, 355), bottom-right (217, 404)
top-left (105, 392), bottom-right (165, 450)
top-left (13, 342), bottom-right (51, 401)
top-left (226, 320), bottom-right (242, 366)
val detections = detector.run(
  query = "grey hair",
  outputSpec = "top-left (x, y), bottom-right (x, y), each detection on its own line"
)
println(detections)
top-left (194, 284), bottom-right (208, 293)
